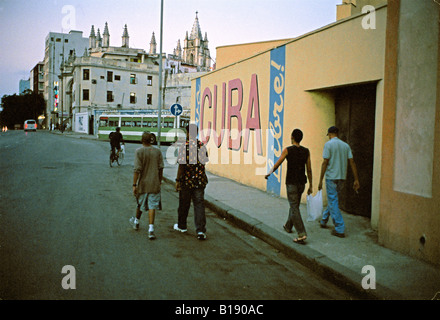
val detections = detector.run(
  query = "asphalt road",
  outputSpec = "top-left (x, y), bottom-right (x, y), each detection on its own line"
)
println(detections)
top-left (0, 130), bottom-right (358, 302)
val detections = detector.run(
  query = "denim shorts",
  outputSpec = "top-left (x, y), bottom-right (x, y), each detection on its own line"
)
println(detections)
top-left (137, 192), bottom-right (161, 211)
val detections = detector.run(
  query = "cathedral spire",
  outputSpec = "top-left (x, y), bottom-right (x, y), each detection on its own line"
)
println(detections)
top-left (190, 11), bottom-right (202, 40)
top-left (122, 24), bottom-right (129, 48)
top-left (149, 32), bottom-right (157, 55)
top-left (89, 25), bottom-right (96, 49)
top-left (96, 28), bottom-right (102, 47)
top-left (103, 22), bottom-right (110, 48)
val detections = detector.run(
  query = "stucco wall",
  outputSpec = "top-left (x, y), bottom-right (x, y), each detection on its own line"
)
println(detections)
top-left (379, 0), bottom-right (440, 266)
top-left (216, 39), bottom-right (292, 69)
top-left (192, 7), bottom-right (387, 210)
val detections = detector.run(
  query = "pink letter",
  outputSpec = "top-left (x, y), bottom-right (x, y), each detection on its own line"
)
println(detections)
top-left (243, 74), bottom-right (262, 155)
top-left (228, 79), bottom-right (243, 151)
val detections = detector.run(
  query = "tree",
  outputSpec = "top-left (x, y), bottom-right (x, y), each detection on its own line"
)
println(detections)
top-left (0, 91), bottom-right (45, 128)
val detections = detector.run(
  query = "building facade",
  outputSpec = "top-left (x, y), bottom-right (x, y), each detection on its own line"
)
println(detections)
top-left (19, 79), bottom-right (30, 94)
top-left (43, 30), bottom-right (89, 129)
top-left (59, 24), bottom-right (160, 134)
top-left (58, 14), bottom-right (212, 134)
top-left (190, 1), bottom-right (440, 266)
top-left (30, 62), bottom-right (44, 96)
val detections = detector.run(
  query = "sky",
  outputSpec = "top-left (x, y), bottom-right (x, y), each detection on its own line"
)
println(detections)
top-left (0, 0), bottom-right (341, 99)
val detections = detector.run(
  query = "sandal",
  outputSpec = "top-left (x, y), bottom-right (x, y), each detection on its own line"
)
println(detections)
top-left (293, 236), bottom-right (307, 245)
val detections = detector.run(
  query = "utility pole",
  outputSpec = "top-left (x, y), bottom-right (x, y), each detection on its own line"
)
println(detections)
top-left (157, 0), bottom-right (164, 147)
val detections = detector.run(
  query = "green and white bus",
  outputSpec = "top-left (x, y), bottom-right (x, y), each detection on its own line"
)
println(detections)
top-left (98, 113), bottom-right (190, 143)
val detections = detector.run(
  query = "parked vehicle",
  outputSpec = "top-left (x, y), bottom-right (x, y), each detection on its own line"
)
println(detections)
top-left (24, 119), bottom-right (37, 132)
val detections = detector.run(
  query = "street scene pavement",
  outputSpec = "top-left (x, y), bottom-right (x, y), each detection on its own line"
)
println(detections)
top-left (0, 130), bottom-right (360, 301)
top-left (1, 129), bottom-right (439, 301)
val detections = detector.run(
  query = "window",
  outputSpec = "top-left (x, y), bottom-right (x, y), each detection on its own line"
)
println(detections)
top-left (130, 74), bottom-right (137, 84)
top-left (99, 118), bottom-right (109, 127)
top-left (107, 71), bottom-right (113, 82)
top-left (147, 94), bottom-right (152, 105)
top-left (147, 76), bottom-right (153, 86)
top-left (107, 91), bottom-right (114, 102)
top-left (83, 69), bottom-right (90, 81)
top-left (83, 89), bottom-right (89, 101)
top-left (130, 92), bottom-right (136, 104)
top-left (115, 75), bottom-right (121, 81)
top-left (121, 120), bottom-right (134, 127)
top-left (109, 120), bottom-right (118, 127)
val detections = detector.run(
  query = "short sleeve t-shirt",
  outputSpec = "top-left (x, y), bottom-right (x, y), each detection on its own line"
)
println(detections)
top-left (323, 137), bottom-right (353, 180)
top-left (134, 146), bottom-right (164, 194)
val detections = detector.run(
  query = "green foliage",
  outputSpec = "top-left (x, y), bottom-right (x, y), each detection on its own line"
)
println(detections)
top-left (0, 91), bottom-right (45, 128)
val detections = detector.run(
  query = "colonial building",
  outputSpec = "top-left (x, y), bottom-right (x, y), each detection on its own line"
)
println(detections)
top-left (59, 24), bottom-right (160, 134)
top-left (58, 13), bottom-right (212, 134)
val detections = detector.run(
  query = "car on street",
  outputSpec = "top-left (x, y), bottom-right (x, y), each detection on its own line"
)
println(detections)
top-left (24, 119), bottom-right (37, 132)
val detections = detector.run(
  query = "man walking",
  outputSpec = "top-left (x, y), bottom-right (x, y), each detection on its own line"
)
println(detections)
top-left (318, 126), bottom-right (360, 238)
top-left (174, 124), bottom-right (209, 240)
top-left (131, 131), bottom-right (164, 240)
top-left (265, 129), bottom-right (313, 244)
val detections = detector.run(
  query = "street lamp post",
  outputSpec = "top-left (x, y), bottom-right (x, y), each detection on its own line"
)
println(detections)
top-left (157, 0), bottom-right (164, 147)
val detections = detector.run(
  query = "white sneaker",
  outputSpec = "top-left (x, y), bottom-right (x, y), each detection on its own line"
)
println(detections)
top-left (148, 231), bottom-right (156, 240)
top-left (197, 232), bottom-right (207, 240)
top-left (129, 217), bottom-right (139, 230)
top-left (173, 223), bottom-right (187, 233)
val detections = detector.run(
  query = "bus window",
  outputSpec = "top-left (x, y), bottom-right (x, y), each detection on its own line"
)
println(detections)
top-left (122, 120), bottom-right (133, 127)
top-left (134, 121), bottom-right (142, 127)
top-left (109, 120), bottom-right (119, 127)
top-left (99, 118), bottom-right (109, 127)
top-left (180, 119), bottom-right (189, 128)
top-left (151, 121), bottom-right (157, 128)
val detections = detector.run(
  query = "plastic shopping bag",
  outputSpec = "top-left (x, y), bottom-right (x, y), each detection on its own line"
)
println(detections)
top-left (307, 190), bottom-right (323, 222)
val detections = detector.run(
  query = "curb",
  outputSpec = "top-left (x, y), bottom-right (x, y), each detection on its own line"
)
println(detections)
top-left (163, 175), bottom-right (404, 300)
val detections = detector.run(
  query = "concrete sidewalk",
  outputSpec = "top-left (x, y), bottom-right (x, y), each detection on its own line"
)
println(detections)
top-left (53, 130), bottom-right (440, 300)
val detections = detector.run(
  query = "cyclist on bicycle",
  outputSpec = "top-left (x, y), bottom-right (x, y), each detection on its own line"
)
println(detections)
top-left (109, 127), bottom-right (124, 160)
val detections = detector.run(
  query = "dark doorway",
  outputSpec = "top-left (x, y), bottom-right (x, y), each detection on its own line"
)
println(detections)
top-left (89, 115), bottom-right (94, 135)
top-left (334, 82), bottom-right (377, 218)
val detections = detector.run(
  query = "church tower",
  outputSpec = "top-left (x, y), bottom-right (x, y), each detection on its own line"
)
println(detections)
top-left (89, 25), bottom-right (96, 49)
top-left (182, 12), bottom-right (211, 71)
top-left (149, 32), bottom-right (157, 55)
top-left (103, 22), bottom-right (110, 48)
top-left (96, 28), bottom-right (102, 48)
top-left (174, 39), bottom-right (182, 60)
top-left (122, 24), bottom-right (129, 48)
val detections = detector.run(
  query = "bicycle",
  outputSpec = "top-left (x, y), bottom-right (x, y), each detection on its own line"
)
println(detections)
top-left (110, 144), bottom-right (125, 167)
